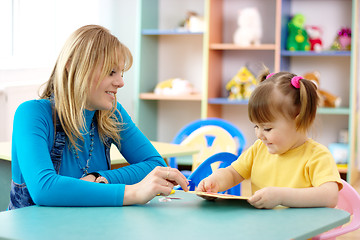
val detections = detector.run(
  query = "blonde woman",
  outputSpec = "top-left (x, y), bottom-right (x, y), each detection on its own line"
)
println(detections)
top-left (8, 25), bottom-right (188, 209)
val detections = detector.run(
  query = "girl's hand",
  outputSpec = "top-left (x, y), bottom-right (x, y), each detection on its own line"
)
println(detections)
top-left (196, 177), bottom-right (220, 201)
top-left (123, 166), bottom-right (189, 205)
top-left (197, 177), bottom-right (219, 193)
top-left (248, 187), bottom-right (281, 209)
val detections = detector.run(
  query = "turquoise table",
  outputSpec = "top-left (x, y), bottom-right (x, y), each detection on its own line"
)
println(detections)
top-left (0, 191), bottom-right (350, 240)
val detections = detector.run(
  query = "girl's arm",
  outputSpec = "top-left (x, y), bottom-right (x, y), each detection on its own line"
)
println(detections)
top-left (248, 181), bottom-right (339, 209)
top-left (197, 166), bottom-right (244, 193)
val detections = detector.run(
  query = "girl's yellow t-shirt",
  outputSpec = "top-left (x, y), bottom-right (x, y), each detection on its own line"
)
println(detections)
top-left (231, 139), bottom-right (343, 194)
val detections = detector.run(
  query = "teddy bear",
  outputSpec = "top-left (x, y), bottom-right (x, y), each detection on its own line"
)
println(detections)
top-left (287, 14), bottom-right (311, 51)
top-left (226, 66), bottom-right (257, 100)
top-left (303, 72), bottom-right (341, 108)
top-left (306, 25), bottom-right (323, 52)
top-left (233, 7), bottom-right (262, 46)
top-left (154, 78), bottom-right (195, 95)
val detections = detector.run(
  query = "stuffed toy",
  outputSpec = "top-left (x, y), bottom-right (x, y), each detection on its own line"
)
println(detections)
top-left (287, 14), bottom-right (311, 51)
top-left (226, 66), bottom-right (257, 100)
top-left (179, 11), bottom-right (204, 32)
top-left (306, 25), bottom-right (323, 52)
top-left (331, 28), bottom-right (351, 51)
top-left (303, 72), bottom-right (341, 108)
top-left (154, 78), bottom-right (195, 95)
top-left (233, 7), bottom-right (262, 46)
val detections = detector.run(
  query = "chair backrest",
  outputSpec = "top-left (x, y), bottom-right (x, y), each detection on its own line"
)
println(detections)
top-left (176, 152), bottom-right (241, 196)
top-left (180, 125), bottom-right (237, 171)
top-left (313, 179), bottom-right (360, 240)
top-left (169, 118), bottom-right (246, 170)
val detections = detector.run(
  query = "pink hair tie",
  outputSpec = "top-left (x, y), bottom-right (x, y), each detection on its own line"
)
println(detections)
top-left (266, 73), bottom-right (275, 79)
top-left (291, 76), bottom-right (303, 89)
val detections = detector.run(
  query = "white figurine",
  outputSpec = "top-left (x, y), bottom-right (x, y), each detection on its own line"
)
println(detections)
top-left (233, 7), bottom-right (262, 46)
top-left (154, 78), bottom-right (195, 95)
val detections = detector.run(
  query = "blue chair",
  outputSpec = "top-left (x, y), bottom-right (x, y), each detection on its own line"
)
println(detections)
top-left (176, 152), bottom-right (241, 195)
top-left (169, 118), bottom-right (246, 177)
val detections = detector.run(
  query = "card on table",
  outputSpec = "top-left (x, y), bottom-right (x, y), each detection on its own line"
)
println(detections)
top-left (188, 191), bottom-right (249, 200)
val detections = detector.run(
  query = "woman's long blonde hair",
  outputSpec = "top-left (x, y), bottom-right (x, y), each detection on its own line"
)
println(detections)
top-left (41, 25), bottom-right (133, 149)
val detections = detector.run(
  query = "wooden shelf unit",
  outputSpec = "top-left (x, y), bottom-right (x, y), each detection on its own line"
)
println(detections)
top-left (135, 0), bottom-right (359, 182)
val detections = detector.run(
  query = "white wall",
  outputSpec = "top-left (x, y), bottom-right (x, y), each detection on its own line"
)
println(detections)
top-left (0, 0), bottom-right (138, 141)
top-left (0, 69), bottom-right (50, 141)
top-left (157, 0), bottom-right (204, 142)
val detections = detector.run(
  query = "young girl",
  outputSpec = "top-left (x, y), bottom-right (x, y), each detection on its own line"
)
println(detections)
top-left (9, 25), bottom-right (188, 209)
top-left (197, 69), bottom-right (342, 209)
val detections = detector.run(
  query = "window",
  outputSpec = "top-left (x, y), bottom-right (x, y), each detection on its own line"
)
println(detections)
top-left (0, 0), bottom-right (100, 69)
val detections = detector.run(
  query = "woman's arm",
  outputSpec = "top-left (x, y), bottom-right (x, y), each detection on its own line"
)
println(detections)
top-left (248, 181), bottom-right (339, 209)
top-left (98, 103), bottom-right (166, 185)
top-left (13, 101), bottom-right (126, 207)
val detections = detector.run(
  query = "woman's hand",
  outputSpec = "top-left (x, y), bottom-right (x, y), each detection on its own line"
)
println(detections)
top-left (80, 173), bottom-right (109, 184)
top-left (123, 166), bottom-right (189, 205)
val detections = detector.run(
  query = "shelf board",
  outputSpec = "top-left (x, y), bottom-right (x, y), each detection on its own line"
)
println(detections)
top-left (210, 43), bottom-right (276, 50)
top-left (139, 92), bottom-right (202, 101)
top-left (208, 98), bottom-right (350, 115)
top-left (208, 98), bottom-right (248, 105)
top-left (317, 107), bottom-right (350, 115)
top-left (142, 29), bottom-right (203, 35)
top-left (281, 50), bottom-right (351, 57)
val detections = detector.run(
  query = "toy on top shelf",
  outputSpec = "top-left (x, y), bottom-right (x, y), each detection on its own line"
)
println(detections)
top-left (233, 7), bottom-right (262, 46)
top-left (306, 25), bottom-right (323, 52)
top-left (154, 78), bottom-right (196, 95)
top-left (286, 14), bottom-right (311, 51)
top-left (331, 27), bottom-right (352, 51)
top-left (178, 11), bottom-right (205, 32)
top-left (226, 66), bottom-right (257, 100)
top-left (303, 72), bottom-right (341, 108)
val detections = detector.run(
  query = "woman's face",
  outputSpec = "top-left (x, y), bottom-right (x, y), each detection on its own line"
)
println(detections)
top-left (86, 63), bottom-right (125, 111)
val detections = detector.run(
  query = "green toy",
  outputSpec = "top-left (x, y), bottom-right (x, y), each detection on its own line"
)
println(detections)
top-left (286, 14), bottom-right (310, 51)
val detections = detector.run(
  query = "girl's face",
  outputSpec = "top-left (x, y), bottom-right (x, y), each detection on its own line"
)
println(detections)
top-left (86, 64), bottom-right (125, 111)
top-left (253, 115), bottom-right (307, 155)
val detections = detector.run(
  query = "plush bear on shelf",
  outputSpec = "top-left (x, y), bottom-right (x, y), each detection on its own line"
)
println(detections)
top-left (306, 25), bottom-right (323, 52)
top-left (233, 7), bottom-right (262, 46)
top-left (303, 72), bottom-right (341, 108)
top-left (287, 14), bottom-right (311, 51)
top-left (226, 66), bottom-right (257, 100)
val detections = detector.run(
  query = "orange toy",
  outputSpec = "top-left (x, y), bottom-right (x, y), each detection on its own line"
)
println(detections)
top-left (303, 72), bottom-right (341, 108)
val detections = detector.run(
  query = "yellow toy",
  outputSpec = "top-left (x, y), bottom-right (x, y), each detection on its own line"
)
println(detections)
top-left (226, 66), bottom-right (257, 100)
